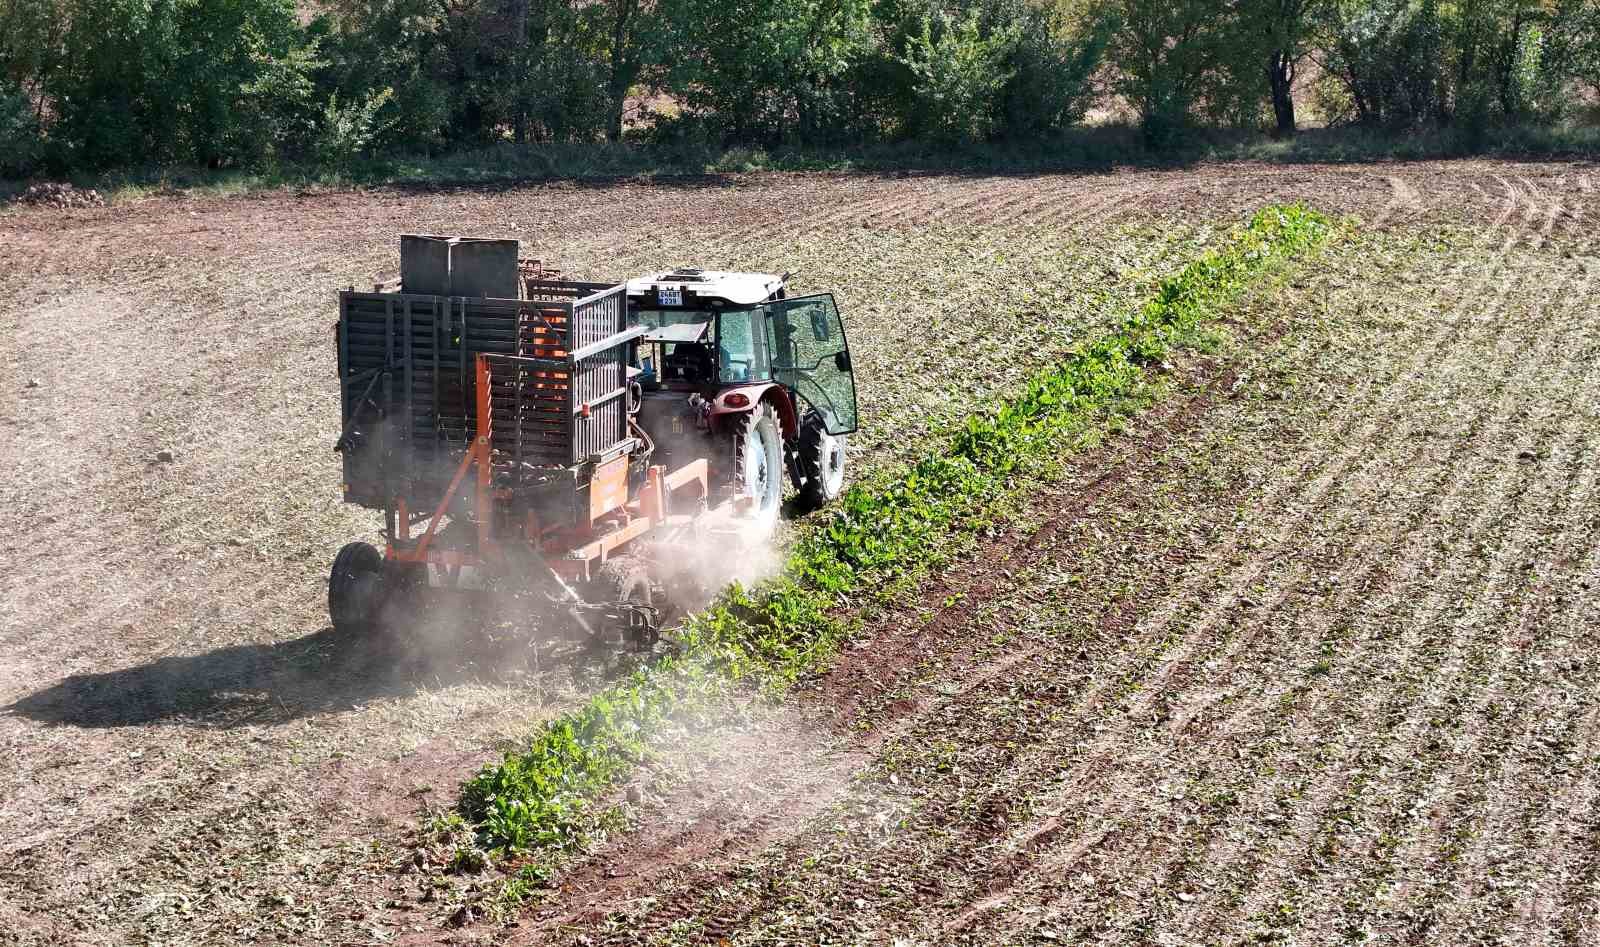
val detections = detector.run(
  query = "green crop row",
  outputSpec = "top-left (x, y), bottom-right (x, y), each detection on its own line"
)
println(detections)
top-left (449, 203), bottom-right (1333, 896)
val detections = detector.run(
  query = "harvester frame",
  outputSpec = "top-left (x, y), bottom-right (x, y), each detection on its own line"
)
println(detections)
top-left (327, 236), bottom-right (857, 648)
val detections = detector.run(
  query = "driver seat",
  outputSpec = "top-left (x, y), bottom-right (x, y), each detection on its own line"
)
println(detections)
top-left (665, 343), bottom-right (714, 383)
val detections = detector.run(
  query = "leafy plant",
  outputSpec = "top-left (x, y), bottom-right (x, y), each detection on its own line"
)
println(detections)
top-left (0, 81), bottom-right (42, 176)
top-left (897, 9), bottom-right (1020, 143)
top-left (313, 87), bottom-right (395, 171)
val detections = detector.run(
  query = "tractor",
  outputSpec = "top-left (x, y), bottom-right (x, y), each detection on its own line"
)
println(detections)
top-left (625, 266), bottom-right (855, 518)
top-left (325, 236), bottom-right (857, 648)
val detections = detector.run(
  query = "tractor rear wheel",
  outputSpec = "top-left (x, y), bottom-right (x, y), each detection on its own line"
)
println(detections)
top-left (329, 541), bottom-right (384, 633)
top-left (732, 401), bottom-right (784, 534)
top-left (793, 410), bottom-right (848, 510)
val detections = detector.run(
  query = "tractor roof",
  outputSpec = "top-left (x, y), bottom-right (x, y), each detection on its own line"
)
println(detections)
top-left (625, 267), bottom-right (785, 307)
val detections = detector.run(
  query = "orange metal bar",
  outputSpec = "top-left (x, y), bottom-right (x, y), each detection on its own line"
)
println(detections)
top-left (663, 458), bottom-right (710, 502)
top-left (563, 515), bottom-right (653, 565)
top-left (406, 436), bottom-right (484, 564)
top-left (475, 354), bottom-right (494, 555)
top-left (638, 465), bottom-right (666, 524)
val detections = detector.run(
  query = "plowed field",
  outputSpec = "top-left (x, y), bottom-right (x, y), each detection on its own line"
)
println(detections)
top-left (1, 160), bottom-right (1597, 945)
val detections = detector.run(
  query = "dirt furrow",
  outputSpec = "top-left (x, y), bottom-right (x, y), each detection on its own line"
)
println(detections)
top-left (1194, 249), bottom-right (1596, 942)
top-left (993, 224), bottom-right (1539, 766)
top-left (979, 201), bottom-right (1593, 940)
top-left (1347, 209), bottom-right (1599, 944)
top-left (1301, 396), bottom-right (1600, 943)
top-left (919, 223), bottom-right (1557, 935)
top-left (992, 248), bottom-right (1576, 943)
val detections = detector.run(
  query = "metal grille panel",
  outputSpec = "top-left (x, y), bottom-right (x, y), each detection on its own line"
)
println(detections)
top-left (337, 282), bottom-right (633, 512)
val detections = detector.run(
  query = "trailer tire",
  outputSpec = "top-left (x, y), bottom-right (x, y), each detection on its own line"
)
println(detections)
top-left (793, 410), bottom-right (847, 510)
top-left (596, 557), bottom-right (657, 649)
top-left (329, 541), bottom-right (384, 633)
top-left (731, 401), bottom-right (784, 534)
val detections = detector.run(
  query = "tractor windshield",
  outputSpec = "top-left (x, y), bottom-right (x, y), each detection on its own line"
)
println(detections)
top-left (764, 294), bottom-right (858, 435)
top-left (636, 308), bottom-right (770, 385)
top-left (714, 307), bottom-right (770, 383)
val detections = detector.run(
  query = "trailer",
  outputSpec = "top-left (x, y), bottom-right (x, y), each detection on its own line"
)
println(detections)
top-left (326, 236), bottom-right (858, 648)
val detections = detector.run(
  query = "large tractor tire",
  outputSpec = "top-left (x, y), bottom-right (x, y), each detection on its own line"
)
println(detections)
top-left (731, 401), bottom-right (784, 535)
top-left (792, 409), bottom-right (848, 510)
top-left (328, 541), bottom-right (384, 633)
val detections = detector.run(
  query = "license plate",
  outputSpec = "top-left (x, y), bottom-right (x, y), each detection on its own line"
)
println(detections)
top-left (658, 287), bottom-right (683, 307)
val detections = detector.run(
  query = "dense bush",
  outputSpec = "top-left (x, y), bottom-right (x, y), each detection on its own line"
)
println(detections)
top-left (653, 0), bottom-right (877, 145)
top-left (0, 81), bottom-right (42, 176)
top-left (1322, 0), bottom-right (1447, 127)
top-left (896, 9), bottom-right (1020, 142)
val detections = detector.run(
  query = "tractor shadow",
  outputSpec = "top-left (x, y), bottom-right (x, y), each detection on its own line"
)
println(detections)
top-left (4, 615), bottom-right (639, 730)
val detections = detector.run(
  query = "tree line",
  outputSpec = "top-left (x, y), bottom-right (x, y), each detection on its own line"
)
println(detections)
top-left (2, 0), bottom-right (1597, 177)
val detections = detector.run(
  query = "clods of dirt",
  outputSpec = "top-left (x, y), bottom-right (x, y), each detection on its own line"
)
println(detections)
top-left (16, 182), bottom-right (106, 209)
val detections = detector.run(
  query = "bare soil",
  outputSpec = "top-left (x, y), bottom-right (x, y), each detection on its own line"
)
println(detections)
top-left (1, 159), bottom-right (1597, 945)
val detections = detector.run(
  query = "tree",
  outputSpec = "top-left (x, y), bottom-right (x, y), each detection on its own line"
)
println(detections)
top-left (896, 9), bottom-right (1019, 142)
top-left (1239, 0), bottom-right (1327, 135)
top-left (310, 0), bottom-right (452, 153)
top-left (987, 0), bottom-right (1113, 139)
top-left (1107, 0), bottom-right (1228, 147)
top-left (1319, 0), bottom-right (1446, 127)
top-left (596, 0), bottom-right (656, 140)
top-left (655, 0), bottom-right (874, 144)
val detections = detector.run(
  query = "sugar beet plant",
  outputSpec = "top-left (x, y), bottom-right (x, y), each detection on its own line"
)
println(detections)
top-left (455, 204), bottom-right (1333, 889)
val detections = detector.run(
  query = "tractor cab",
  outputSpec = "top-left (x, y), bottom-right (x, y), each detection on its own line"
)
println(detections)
top-left (626, 267), bottom-right (858, 510)
top-left (627, 268), bottom-right (857, 430)
top-left (628, 268), bottom-right (782, 389)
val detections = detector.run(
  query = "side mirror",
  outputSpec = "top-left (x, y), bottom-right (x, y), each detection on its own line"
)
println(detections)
top-left (810, 308), bottom-right (831, 342)
top-left (834, 350), bottom-right (852, 372)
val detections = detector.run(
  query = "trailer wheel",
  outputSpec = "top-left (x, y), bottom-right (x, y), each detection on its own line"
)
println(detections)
top-left (792, 410), bottom-right (848, 510)
top-left (329, 541), bottom-right (384, 633)
top-left (732, 401), bottom-right (784, 533)
top-left (596, 557), bottom-right (657, 650)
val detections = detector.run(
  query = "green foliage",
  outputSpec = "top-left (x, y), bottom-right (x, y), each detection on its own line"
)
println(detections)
top-left (313, 88), bottom-right (395, 171)
top-left (992, 2), bottom-right (1112, 138)
top-left (448, 205), bottom-right (1333, 895)
top-left (1320, 0), bottom-right (1447, 127)
top-left (652, 0), bottom-right (877, 144)
top-left (1546, 0), bottom-right (1600, 95)
top-left (897, 9), bottom-right (1020, 143)
top-left (0, 81), bottom-right (42, 176)
top-left (307, 0), bottom-right (451, 153)
top-left (2, 0), bottom-right (1593, 179)
top-left (1105, 0), bottom-right (1227, 147)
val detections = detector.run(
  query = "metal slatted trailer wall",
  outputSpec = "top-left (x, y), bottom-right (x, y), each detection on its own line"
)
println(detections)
top-left (571, 285), bottom-right (629, 464)
top-left (337, 277), bottom-right (636, 515)
top-left (338, 291), bottom-right (528, 510)
top-left (515, 288), bottom-right (577, 469)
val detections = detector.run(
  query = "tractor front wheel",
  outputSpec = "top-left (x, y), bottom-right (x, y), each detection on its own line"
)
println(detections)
top-left (329, 541), bottom-right (384, 633)
top-left (732, 402), bottom-right (784, 534)
top-left (792, 410), bottom-right (848, 509)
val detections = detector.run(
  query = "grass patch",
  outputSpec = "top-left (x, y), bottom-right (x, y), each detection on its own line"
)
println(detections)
top-left (441, 203), bottom-right (1334, 909)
